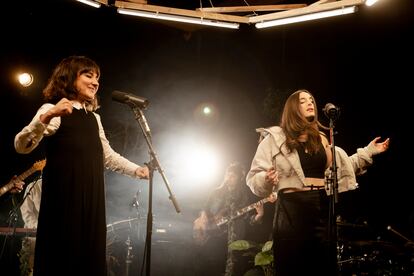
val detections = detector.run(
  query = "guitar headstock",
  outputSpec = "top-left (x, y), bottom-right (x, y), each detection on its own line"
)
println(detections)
top-left (33, 159), bottom-right (46, 171)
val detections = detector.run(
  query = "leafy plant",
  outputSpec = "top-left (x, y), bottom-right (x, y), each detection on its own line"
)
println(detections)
top-left (229, 240), bottom-right (274, 276)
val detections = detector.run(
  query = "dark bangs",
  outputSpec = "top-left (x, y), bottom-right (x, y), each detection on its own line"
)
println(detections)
top-left (77, 58), bottom-right (100, 78)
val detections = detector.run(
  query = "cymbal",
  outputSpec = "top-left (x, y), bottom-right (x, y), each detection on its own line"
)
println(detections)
top-left (107, 217), bottom-right (139, 228)
top-left (347, 240), bottom-right (402, 252)
top-left (106, 217), bottom-right (140, 234)
top-left (349, 240), bottom-right (389, 246)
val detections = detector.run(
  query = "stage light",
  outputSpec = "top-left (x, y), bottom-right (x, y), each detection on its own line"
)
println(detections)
top-left (18, 73), bottom-right (34, 87)
top-left (183, 147), bottom-right (220, 181)
top-left (255, 6), bottom-right (357, 28)
top-left (203, 106), bottom-right (212, 115)
top-left (194, 102), bottom-right (219, 125)
top-left (117, 8), bottom-right (240, 29)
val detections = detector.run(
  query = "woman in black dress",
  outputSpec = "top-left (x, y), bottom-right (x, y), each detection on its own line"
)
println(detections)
top-left (15, 55), bottom-right (149, 276)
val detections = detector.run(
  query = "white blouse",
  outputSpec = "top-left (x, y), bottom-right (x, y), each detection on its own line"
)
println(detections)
top-left (14, 102), bottom-right (141, 178)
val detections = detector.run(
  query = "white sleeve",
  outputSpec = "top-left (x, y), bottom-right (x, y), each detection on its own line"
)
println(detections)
top-left (94, 113), bottom-right (141, 178)
top-left (348, 144), bottom-right (375, 176)
top-left (246, 136), bottom-right (274, 197)
top-left (15, 103), bottom-right (61, 154)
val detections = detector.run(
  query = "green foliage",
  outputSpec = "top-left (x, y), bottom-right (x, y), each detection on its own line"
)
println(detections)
top-left (229, 240), bottom-right (274, 276)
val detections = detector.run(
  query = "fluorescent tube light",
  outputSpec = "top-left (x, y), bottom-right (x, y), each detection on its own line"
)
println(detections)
top-left (76, 0), bottom-right (101, 8)
top-left (365, 0), bottom-right (380, 6)
top-left (117, 8), bottom-right (240, 29)
top-left (255, 6), bottom-right (356, 29)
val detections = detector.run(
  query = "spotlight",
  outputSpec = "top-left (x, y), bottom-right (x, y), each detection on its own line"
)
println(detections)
top-left (194, 102), bottom-right (219, 125)
top-left (203, 106), bottom-right (212, 115)
top-left (18, 72), bottom-right (34, 87)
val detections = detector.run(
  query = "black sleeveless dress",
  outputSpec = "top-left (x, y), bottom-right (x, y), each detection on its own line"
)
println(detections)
top-left (34, 108), bottom-right (107, 276)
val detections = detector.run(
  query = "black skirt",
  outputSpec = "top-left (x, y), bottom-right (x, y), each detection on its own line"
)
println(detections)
top-left (273, 189), bottom-right (338, 276)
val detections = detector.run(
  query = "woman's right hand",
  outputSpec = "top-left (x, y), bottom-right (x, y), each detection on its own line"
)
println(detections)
top-left (40, 98), bottom-right (73, 124)
top-left (135, 166), bottom-right (149, 179)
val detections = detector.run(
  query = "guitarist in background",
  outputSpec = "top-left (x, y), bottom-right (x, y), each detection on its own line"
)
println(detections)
top-left (0, 161), bottom-right (43, 276)
top-left (19, 177), bottom-right (42, 276)
top-left (193, 161), bottom-right (276, 276)
top-left (0, 159), bottom-right (46, 199)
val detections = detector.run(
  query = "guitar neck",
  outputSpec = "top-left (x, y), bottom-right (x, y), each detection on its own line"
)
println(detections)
top-left (216, 195), bottom-right (272, 227)
top-left (17, 167), bottom-right (37, 182)
top-left (235, 197), bottom-right (270, 217)
top-left (0, 166), bottom-right (37, 197)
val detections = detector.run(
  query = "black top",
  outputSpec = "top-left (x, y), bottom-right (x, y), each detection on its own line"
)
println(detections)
top-left (34, 108), bottom-right (106, 276)
top-left (297, 141), bottom-right (327, 178)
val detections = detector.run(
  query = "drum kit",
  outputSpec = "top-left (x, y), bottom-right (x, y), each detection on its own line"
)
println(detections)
top-left (336, 220), bottom-right (414, 275)
top-left (106, 215), bottom-right (146, 276)
top-left (106, 189), bottom-right (147, 276)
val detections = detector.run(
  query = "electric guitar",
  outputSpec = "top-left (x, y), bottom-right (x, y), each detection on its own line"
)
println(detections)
top-left (0, 159), bottom-right (46, 197)
top-left (193, 192), bottom-right (277, 245)
top-left (215, 192), bottom-right (277, 227)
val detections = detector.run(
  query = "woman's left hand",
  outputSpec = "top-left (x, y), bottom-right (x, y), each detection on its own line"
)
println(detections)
top-left (370, 137), bottom-right (390, 154)
top-left (10, 176), bottom-right (24, 194)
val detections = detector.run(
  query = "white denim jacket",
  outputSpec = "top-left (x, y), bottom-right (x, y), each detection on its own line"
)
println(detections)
top-left (246, 126), bottom-right (379, 197)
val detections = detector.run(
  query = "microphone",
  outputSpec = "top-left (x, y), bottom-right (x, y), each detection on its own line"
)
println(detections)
top-left (112, 90), bottom-right (149, 109)
top-left (323, 103), bottom-right (340, 119)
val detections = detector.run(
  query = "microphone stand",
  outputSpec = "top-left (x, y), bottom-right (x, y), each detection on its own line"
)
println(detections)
top-left (326, 111), bottom-right (339, 273)
top-left (128, 104), bottom-right (181, 276)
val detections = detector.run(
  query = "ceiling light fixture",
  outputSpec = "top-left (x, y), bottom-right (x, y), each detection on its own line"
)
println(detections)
top-left (76, 0), bottom-right (101, 8)
top-left (256, 6), bottom-right (357, 28)
top-left (365, 0), bottom-right (380, 6)
top-left (117, 8), bottom-right (240, 29)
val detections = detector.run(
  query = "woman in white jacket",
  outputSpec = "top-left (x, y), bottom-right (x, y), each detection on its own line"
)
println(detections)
top-left (246, 89), bottom-right (389, 276)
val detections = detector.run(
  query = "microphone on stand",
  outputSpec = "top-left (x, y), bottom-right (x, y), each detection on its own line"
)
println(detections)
top-left (323, 103), bottom-right (340, 120)
top-left (112, 90), bottom-right (149, 109)
top-left (112, 90), bottom-right (151, 134)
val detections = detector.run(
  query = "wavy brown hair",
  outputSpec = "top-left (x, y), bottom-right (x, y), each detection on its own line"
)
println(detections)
top-left (43, 56), bottom-right (100, 111)
top-left (280, 89), bottom-right (327, 154)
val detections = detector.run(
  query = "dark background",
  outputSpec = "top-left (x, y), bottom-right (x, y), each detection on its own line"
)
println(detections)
top-left (0, 0), bottom-right (413, 275)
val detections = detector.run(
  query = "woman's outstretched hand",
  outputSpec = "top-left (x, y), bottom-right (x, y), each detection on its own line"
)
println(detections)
top-left (369, 137), bottom-right (390, 155)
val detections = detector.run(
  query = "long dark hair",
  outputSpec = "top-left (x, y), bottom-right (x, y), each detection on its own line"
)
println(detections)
top-left (280, 89), bottom-right (326, 154)
top-left (216, 161), bottom-right (247, 194)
